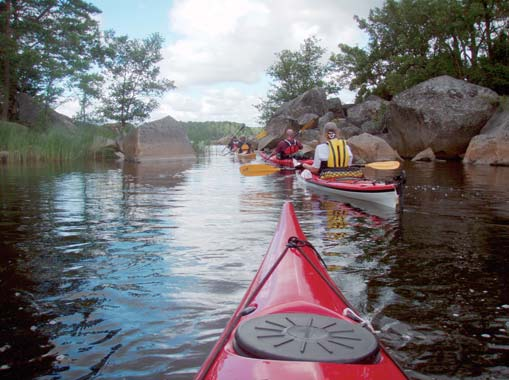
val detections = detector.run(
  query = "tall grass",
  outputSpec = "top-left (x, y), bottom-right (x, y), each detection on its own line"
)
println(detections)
top-left (0, 121), bottom-right (116, 163)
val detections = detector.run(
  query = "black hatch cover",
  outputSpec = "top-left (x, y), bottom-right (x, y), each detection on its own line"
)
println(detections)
top-left (234, 313), bottom-right (379, 363)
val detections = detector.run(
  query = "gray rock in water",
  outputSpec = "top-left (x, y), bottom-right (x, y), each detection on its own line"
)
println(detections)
top-left (463, 105), bottom-right (509, 166)
top-left (384, 75), bottom-right (499, 159)
top-left (120, 116), bottom-right (195, 162)
top-left (412, 147), bottom-right (436, 162)
top-left (348, 133), bottom-right (402, 163)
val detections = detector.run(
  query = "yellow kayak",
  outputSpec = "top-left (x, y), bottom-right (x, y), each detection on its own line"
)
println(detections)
top-left (236, 152), bottom-right (256, 161)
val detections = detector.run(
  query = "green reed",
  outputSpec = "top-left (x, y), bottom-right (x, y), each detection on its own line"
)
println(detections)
top-left (0, 122), bottom-right (115, 163)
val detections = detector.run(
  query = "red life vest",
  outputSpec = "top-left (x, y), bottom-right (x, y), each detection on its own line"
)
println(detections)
top-left (283, 139), bottom-right (300, 156)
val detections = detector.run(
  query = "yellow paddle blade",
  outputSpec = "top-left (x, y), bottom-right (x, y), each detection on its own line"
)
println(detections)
top-left (255, 130), bottom-right (268, 139)
top-left (239, 163), bottom-right (281, 176)
top-left (364, 161), bottom-right (401, 170)
top-left (300, 119), bottom-right (316, 132)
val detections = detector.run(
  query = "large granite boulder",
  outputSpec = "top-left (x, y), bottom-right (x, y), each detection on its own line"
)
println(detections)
top-left (257, 115), bottom-right (297, 149)
top-left (258, 87), bottom-right (328, 150)
top-left (273, 87), bottom-right (328, 119)
top-left (463, 105), bottom-right (509, 166)
top-left (347, 133), bottom-right (402, 163)
top-left (120, 116), bottom-right (195, 162)
top-left (327, 97), bottom-right (345, 118)
top-left (412, 147), bottom-right (436, 162)
top-left (336, 118), bottom-right (362, 139)
top-left (318, 112), bottom-right (335, 130)
top-left (346, 95), bottom-right (389, 135)
top-left (16, 93), bottom-right (77, 131)
top-left (384, 75), bottom-right (499, 159)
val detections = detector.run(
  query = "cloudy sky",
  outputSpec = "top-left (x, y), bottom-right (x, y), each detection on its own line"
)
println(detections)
top-left (57, 0), bottom-right (384, 127)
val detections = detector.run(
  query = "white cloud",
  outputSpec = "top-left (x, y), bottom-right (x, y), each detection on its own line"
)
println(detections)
top-left (162, 0), bottom-right (383, 88)
top-left (57, 99), bottom-right (80, 119)
top-left (152, 86), bottom-right (266, 127)
top-left (156, 0), bottom-right (384, 126)
top-left (58, 0), bottom-right (384, 126)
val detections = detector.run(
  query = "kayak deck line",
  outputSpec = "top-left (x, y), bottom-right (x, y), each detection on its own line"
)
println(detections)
top-left (195, 202), bottom-right (408, 379)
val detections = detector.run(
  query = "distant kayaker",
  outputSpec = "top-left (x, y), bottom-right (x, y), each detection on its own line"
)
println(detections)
top-left (238, 136), bottom-right (253, 154)
top-left (227, 136), bottom-right (240, 152)
top-left (299, 122), bottom-right (359, 177)
top-left (270, 128), bottom-right (303, 159)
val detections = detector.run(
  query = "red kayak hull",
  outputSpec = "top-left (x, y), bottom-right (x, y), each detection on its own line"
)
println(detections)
top-left (195, 202), bottom-right (407, 379)
top-left (297, 173), bottom-right (401, 209)
top-left (259, 151), bottom-right (313, 168)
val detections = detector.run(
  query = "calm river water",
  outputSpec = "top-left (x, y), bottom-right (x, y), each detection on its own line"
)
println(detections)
top-left (1, 146), bottom-right (508, 380)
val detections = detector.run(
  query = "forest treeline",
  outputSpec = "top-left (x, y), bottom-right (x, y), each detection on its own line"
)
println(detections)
top-left (183, 121), bottom-right (261, 151)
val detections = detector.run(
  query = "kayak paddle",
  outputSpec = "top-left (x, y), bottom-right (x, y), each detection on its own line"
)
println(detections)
top-left (239, 161), bottom-right (401, 177)
top-left (356, 160), bottom-right (401, 170)
top-left (240, 163), bottom-right (292, 176)
top-left (255, 120), bottom-right (315, 143)
top-left (255, 130), bottom-right (268, 139)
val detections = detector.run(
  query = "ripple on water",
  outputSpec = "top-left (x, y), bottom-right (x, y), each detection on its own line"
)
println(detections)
top-left (1, 154), bottom-right (509, 379)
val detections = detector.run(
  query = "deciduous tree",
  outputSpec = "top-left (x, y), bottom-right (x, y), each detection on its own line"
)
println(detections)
top-left (99, 32), bottom-right (175, 129)
top-left (330, 0), bottom-right (509, 101)
top-left (73, 73), bottom-right (103, 125)
top-left (0, 0), bottom-right (101, 121)
top-left (256, 36), bottom-right (338, 124)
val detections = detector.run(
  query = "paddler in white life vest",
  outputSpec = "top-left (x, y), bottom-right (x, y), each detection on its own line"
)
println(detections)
top-left (299, 122), bottom-right (353, 176)
top-left (237, 136), bottom-right (253, 154)
top-left (271, 128), bottom-right (303, 159)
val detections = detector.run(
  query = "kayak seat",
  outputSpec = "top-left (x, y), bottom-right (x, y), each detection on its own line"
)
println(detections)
top-left (234, 313), bottom-right (380, 364)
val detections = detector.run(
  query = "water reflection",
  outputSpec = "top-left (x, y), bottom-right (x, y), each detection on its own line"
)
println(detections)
top-left (122, 159), bottom-right (194, 188)
top-left (373, 162), bottom-right (509, 379)
top-left (0, 160), bottom-right (200, 380)
top-left (296, 194), bottom-right (401, 318)
top-left (1, 154), bottom-right (508, 379)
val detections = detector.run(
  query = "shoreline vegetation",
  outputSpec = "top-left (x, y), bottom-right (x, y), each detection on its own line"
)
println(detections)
top-left (0, 121), bottom-right (118, 163)
top-left (0, 120), bottom-right (263, 164)
top-left (1, 1), bottom-right (506, 165)
top-left (182, 121), bottom-right (262, 154)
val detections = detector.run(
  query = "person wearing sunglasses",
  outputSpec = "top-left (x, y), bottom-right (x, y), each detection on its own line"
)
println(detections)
top-left (299, 122), bottom-right (353, 175)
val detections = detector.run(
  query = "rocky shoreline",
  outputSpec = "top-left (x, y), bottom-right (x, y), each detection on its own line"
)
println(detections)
top-left (3, 75), bottom-right (507, 166)
top-left (256, 75), bottom-right (508, 166)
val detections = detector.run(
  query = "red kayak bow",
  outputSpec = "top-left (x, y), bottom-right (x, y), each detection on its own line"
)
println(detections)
top-left (195, 201), bottom-right (407, 379)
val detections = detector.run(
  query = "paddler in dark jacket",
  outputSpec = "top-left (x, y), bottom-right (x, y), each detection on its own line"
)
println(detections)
top-left (271, 128), bottom-right (303, 159)
top-left (300, 122), bottom-right (354, 176)
top-left (227, 136), bottom-right (240, 152)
